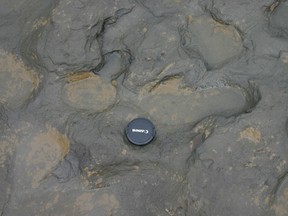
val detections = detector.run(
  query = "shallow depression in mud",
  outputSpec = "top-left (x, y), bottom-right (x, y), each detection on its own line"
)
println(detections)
top-left (119, 76), bottom-right (261, 125)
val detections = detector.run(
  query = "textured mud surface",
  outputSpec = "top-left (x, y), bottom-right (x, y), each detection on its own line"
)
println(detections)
top-left (1, 0), bottom-right (288, 215)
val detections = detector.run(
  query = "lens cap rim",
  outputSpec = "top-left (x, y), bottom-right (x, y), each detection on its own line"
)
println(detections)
top-left (125, 118), bottom-right (156, 146)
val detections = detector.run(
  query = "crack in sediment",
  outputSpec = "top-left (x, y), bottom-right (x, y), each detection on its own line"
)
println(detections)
top-left (19, 0), bottom-right (60, 70)
top-left (90, 7), bottom-right (134, 74)
top-left (133, 0), bottom-right (162, 18)
top-left (267, 168), bottom-right (288, 205)
top-left (264, 0), bottom-right (282, 14)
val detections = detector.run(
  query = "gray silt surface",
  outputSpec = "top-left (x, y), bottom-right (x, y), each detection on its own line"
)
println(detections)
top-left (1, 0), bottom-right (288, 215)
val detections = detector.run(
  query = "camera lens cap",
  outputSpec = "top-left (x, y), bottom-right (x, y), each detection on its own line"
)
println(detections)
top-left (125, 118), bottom-right (156, 146)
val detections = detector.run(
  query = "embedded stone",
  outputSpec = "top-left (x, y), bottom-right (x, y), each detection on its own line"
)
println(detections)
top-left (240, 127), bottom-right (261, 144)
top-left (280, 51), bottom-right (288, 64)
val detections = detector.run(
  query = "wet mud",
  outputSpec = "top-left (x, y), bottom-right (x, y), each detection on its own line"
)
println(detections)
top-left (0, 0), bottom-right (288, 215)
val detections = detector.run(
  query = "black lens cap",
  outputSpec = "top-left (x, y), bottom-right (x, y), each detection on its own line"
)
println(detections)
top-left (125, 118), bottom-right (156, 146)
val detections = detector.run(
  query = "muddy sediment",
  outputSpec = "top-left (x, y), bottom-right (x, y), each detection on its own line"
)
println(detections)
top-left (1, 0), bottom-right (288, 215)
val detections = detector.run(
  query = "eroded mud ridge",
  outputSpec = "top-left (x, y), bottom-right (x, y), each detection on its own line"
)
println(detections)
top-left (1, 0), bottom-right (288, 215)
